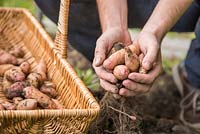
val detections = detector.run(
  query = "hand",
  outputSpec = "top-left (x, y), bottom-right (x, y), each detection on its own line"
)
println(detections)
top-left (93, 27), bottom-right (131, 93)
top-left (119, 31), bottom-right (163, 96)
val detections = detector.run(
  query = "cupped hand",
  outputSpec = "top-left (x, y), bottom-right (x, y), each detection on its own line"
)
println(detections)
top-left (93, 27), bottom-right (131, 93)
top-left (119, 31), bottom-right (163, 96)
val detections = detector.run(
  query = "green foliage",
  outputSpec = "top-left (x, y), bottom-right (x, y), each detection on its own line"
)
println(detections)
top-left (0, 0), bottom-right (36, 14)
top-left (163, 58), bottom-right (181, 74)
top-left (75, 68), bottom-right (100, 91)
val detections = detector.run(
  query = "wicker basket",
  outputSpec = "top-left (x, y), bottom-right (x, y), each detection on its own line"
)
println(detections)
top-left (0, 0), bottom-right (100, 133)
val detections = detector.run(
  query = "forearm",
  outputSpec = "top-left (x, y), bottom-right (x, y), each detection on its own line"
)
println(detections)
top-left (97, 0), bottom-right (128, 32)
top-left (142, 0), bottom-right (193, 42)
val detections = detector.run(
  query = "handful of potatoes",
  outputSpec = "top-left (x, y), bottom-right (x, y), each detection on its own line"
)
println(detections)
top-left (0, 47), bottom-right (63, 110)
top-left (103, 42), bottom-right (148, 89)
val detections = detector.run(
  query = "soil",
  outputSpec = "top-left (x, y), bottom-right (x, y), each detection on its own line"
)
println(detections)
top-left (88, 73), bottom-right (196, 134)
top-left (66, 45), bottom-right (196, 134)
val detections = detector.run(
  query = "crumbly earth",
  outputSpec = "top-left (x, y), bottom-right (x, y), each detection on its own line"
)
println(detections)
top-left (88, 73), bottom-right (196, 134)
top-left (66, 45), bottom-right (196, 134)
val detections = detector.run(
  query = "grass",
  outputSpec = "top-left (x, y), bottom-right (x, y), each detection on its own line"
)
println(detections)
top-left (75, 67), bottom-right (100, 91)
top-left (0, 0), bottom-right (36, 14)
top-left (163, 58), bottom-right (182, 74)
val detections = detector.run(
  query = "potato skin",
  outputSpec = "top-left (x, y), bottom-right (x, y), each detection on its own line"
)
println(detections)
top-left (0, 104), bottom-right (5, 110)
top-left (26, 73), bottom-right (42, 88)
top-left (5, 82), bottom-right (26, 99)
top-left (113, 65), bottom-right (130, 80)
top-left (0, 49), bottom-right (18, 65)
top-left (4, 67), bottom-right (25, 82)
top-left (1, 101), bottom-right (16, 110)
top-left (23, 86), bottom-right (56, 109)
top-left (9, 47), bottom-right (25, 58)
top-left (40, 85), bottom-right (58, 99)
top-left (36, 60), bottom-right (47, 81)
top-left (0, 64), bottom-right (15, 76)
top-left (52, 99), bottom-right (64, 109)
top-left (20, 62), bottom-right (30, 74)
top-left (12, 97), bottom-right (23, 105)
top-left (2, 76), bottom-right (12, 92)
top-left (17, 99), bottom-right (37, 110)
top-left (124, 47), bottom-right (140, 72)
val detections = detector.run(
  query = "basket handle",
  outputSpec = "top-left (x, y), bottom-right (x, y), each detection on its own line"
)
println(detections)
top-left (54, 0), bottom-right (70, 58)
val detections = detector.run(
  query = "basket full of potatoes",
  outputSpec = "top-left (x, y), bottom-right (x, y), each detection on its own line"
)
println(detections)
top-left (0, 47), bottom-right (63, 110)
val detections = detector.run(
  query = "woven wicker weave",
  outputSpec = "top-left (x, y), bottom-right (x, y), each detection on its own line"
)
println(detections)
top-left (0, 0), bottom-right (100, 133)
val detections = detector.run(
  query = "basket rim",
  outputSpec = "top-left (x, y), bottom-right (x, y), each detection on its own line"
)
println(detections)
top-left (0, 7), bottom-right (100, 113)
top-left (0, 109), bottom-right (99, 118)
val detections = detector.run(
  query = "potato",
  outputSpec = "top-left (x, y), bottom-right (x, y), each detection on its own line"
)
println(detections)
top-left (0, 104), bottom-right (5, 110)
top-left (113, 65), bottom-right (130, 80)
top-left (5, 82), bottom-right (26, 99)
top-left (36, 59), bottom-right (47, 81)
top-left (108, 42), bottom-right (124, 57)
top-left (17, 99), bottom-right (37, 110)
top-left (4, 67), bottom-right (25, 82)
top-left (40, 86), bottom-right (58, 98)
top-left (9, 47), bottom-right (25, 58)
top-left (40, 82), bottom-right (57, 98)
top-left (0, 49), bottom-right (18, 65)
top-left (20, 62), bottom-right (30, 74)
top-left (12, 97), bottom-right (23, 105)
top-left (2, 76), bottom-right (12, 92)
top-left (26, 73), bottom-right (42, 88)
top-left (52, 99), bottom-right (64, 109)
top-left (124, 47), bottom-right (140, 72)
top-left (0, 64), bottom-right (15, 76)
top-left (23, 86), bottom-right (56, 109)
top-left (1, 101), bottom-right (16, 110)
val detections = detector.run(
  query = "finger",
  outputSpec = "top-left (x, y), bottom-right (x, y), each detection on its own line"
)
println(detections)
top-left (100, 79), bottom-right (119, 93)
top-left (142, 45), bottom-right (159, 70)
top-left (119, 88), bottom-right (138, 97)
top-left (94, 37), bottom-right (108, 66)
top-left (122, 80), bottom-right (150, 93)
top-left (93, 64), bottom-right (117, 83)
top-left (128, 62), bottom-right (163, 84)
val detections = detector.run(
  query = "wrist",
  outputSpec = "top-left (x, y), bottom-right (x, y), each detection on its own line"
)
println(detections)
top-left (142, 23), bottom-right (167, 43)
top-left (103, 26), bottom-right (128, 34)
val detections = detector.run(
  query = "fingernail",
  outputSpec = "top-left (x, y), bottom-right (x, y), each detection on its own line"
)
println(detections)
top-left (95, 58), bottom-right (100, 66)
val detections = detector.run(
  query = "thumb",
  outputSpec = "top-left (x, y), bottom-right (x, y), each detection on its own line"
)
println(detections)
top-left (142, 46), bottom-right (159, 70)
top-left (94, 37), bottom-right (108, 66)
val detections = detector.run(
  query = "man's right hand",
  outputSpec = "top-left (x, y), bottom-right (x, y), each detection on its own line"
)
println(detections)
top-left (93, 27), bottom-right (131, 93)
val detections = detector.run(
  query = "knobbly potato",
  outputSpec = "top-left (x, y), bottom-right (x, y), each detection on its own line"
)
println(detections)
top-left (0, 49), bottom-right (18, 65)
top-left (4, 67), bottom-right (25, 82)
top-left (1, 101), bottom-right (16, 110)
top-left (9, 47), bottom-right (25, 58)
top-left (0, 64), bottom-right (15, 76)
top-left (23, 86), bottom-right (56, 109)
top-left (26, 73), bottom-right (42, 88)
top-left (17, 99), bottom-right (37, 110)
top-left (20, 62), bottom-right (30, 74)
top-left (113, 65), bottom-right (130, 80)
top-left (52, 99), bottom-right (64, 109)
top-left (12, 97), bottom-right (23, 105)
top-left (5, 82), bottom-right (26, 99)
top-left (40, 86), bottom-right (58, 99)
top-left (124, 47), bottom-right (140, 72)
top-left (0, 104), bottom-right (5, 110)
